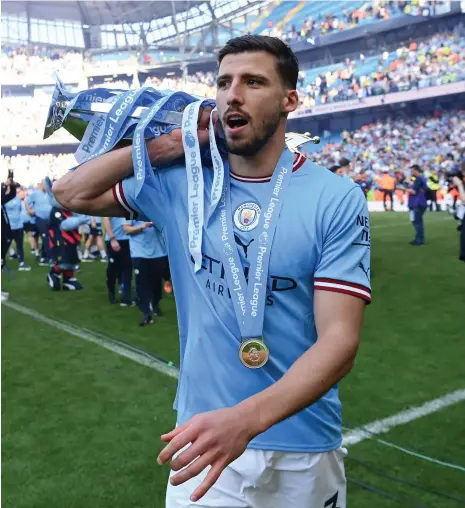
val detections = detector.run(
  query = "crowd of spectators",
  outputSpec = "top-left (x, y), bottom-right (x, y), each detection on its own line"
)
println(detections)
top-left (1, 45), bottom-right (83, 83)
top-left (263, 0), bottom-right (402, 42)
top-left (297, 30), bottom-right (465, 108)
top-left (261, 0), bottom-right (450, 43)
top-left (2, 29), bottom-right (464, 145)
top-left (2, 95), bottom-right (76, 145)
top-left (306, 109), bottom-right (465, 192)
top-left (2, 153), bottom-right (76, 188)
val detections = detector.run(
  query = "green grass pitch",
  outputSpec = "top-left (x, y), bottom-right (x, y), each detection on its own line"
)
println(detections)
top-left (2, 211), bottom-right (464, 507)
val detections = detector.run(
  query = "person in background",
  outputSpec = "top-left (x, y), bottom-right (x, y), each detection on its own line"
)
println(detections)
top-left (162, 254), bottom-right (173, 295)
top-left (47, 206), bottom-right (88, 291)
top-left (354, 173), bottom-right (370, 198)
top-left (1, 173), bottom-right (18, 301)
top-left (4, 187), bottom-right (31, 271)
top-left (20, 189), bottom-right (40, 259)
top-left (123, 220), bottom-right (167, 326)
top-left (452, 163), bottom-right (465, 261)
top-left (380, 171), bottom-right (396, 211)
top-left (407, 164), bottom-right (428, 245)
top-left (83, 215), bottom-right (107, 262)
top-left (26, 179), bottom-right (52, 265)
top-left (103, 216), bottom-right (133, 306)
top-left (338, 157), bottom-right (352, 181)
top-left (426, 168), bottom-right (441, 211)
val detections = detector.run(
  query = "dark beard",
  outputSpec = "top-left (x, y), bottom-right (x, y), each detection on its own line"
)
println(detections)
top-left (224, 109), bottom-right (282, 157)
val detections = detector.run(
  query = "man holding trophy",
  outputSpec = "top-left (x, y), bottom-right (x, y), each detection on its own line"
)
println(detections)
top-left (50, 35), bottom-right (371, 508)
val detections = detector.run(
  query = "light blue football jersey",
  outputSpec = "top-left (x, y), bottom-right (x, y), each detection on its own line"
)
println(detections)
top-left (20, 201), bottom-right (32, 225)
top-left (104, 217), bottom-right (129, 241)
top-left (4, 196), bottom-right (23, 230)
top-left (26, 190), bottom-right (52, 220)
top-left (113, 149), bottom-right (371, 453)
top-left (126, 220), bottom-right (167, 259)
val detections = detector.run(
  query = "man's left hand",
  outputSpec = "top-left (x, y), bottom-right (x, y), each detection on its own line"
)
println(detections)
top-left (157, 407), bottom-right (257, 502)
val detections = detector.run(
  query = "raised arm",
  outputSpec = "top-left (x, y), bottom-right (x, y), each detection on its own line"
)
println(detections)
top-left (122, 221), bottom-right (152, 235)
top-left (52, 107), bottom-right (212, 217)
top-left (24, 200), bottom-right (35, 216)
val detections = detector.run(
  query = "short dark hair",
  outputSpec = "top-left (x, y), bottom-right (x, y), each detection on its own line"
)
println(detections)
top-left (339, 157), bottom-right (350, 167)
top-left (217, 35), bottom-right (299, 89)
top-left (410, 164), bottom-right (422, 173)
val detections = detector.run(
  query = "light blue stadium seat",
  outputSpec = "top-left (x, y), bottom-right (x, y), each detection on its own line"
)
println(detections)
top-left (254, 1), bottom-right (301, 34)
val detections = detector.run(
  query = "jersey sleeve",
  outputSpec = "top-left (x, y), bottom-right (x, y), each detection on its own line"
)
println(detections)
top-left (314, 187), bottom-right (372, 303)
top-left (60, 214), bottom-right (89, 231)
top-left (111, 170), bottom-right (168, 229)
top-left (25, 193), bottom-right (34, 208)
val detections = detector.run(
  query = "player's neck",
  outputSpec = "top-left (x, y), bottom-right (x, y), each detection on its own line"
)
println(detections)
top-left (228, 132), bottom-right (287, 179)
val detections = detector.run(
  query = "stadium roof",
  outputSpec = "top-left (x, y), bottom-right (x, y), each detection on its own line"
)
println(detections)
top-left (2, 0), bottom-right (205, 26)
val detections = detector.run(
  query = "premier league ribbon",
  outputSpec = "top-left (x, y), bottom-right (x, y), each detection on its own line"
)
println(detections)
top-left (180, 98), bottom-right (217, 271)
top-left (182, 101), bottom-right (205, 273)
top-left (76, 87), bottom-right (150, 163)
top-left (214, 145), bottom-right (295, 368)
top-left (207, 107), bottom-right (224, 224)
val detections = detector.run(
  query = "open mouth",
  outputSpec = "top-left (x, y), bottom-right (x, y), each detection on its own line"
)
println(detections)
top-left (226, 115), bottom-right (249, 132)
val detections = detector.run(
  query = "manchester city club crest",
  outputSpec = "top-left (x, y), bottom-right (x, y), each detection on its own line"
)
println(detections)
top-left (233, 202), bottom-right (261, 232)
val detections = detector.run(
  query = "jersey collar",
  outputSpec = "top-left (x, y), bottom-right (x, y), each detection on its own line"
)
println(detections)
top-left (230, 152), bottom-right (307, 183)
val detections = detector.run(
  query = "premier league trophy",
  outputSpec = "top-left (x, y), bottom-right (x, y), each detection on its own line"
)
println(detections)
top-left (43, 76), bottom-right (216, 165)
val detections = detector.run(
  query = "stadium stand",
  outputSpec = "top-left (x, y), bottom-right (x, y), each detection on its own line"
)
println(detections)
top-left (2, 27), bottom-right (465, 146)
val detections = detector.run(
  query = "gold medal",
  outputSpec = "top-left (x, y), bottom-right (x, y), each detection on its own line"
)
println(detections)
top-left (239, 338), bottom-right (269, 369)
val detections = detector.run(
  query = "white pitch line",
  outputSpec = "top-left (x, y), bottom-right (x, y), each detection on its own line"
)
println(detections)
top-left (2, 300), bottom-right (179, 379)
top-left (342, 388), bottom-right (465, 447)
top-left (3, 301), bottom-right (464, 448)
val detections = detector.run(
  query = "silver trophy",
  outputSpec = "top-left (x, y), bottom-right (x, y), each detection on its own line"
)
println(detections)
top-left (43, 80), bottom-right (185, 146)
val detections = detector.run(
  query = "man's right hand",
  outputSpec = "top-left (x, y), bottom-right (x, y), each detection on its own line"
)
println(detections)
top-left (147, 106), bottom-right (214, 164)
top-left (110, 238), bottom-right (120, 252)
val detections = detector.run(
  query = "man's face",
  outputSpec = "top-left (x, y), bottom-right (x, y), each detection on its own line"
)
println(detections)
top-left (216, 51), bottom-right (295, 156)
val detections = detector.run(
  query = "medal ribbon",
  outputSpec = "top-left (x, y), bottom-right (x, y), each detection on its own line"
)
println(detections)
top-left (213, 142), bottom-right (294, 341)
top-left (183, 102), bottom-right (220, 272)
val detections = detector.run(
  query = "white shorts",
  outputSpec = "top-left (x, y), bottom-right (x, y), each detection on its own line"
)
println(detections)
top-left (165, 447), bottom-right (347, 508)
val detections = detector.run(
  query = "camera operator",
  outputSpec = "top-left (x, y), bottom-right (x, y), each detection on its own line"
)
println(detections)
top-left (452, 162), bottom-right (465, 262)
top-left (1, 171), bottom-right (19, 300)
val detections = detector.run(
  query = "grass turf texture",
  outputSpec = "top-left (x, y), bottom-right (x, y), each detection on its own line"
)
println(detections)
top-left (2, 211), bottom-right (464, 507)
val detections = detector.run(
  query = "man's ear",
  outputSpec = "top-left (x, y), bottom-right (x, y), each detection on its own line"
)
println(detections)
top-left (282, 90), bottom-right (299, 114)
